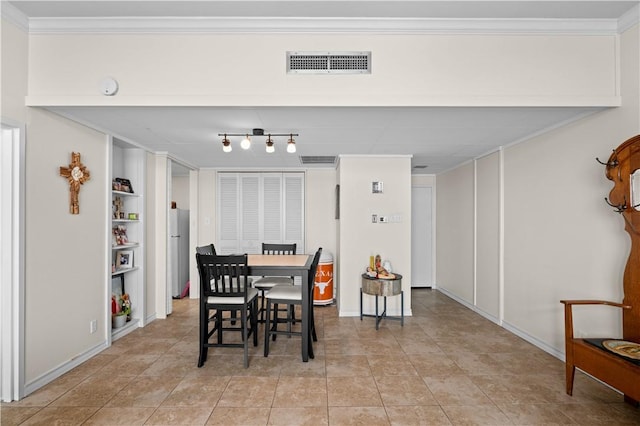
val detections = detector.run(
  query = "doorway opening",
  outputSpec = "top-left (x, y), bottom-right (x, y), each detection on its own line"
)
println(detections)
top-left (167, 160), bottom-right (192, 315)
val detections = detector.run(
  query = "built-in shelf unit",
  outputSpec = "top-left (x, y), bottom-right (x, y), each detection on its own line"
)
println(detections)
top-left (110, 138), bottom-right (145, 341)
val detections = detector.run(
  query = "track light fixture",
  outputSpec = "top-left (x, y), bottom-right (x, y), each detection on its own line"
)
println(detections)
top-left (240, 134), bottom-right (251, 150)
top-left (221, 134), bottom-right (232, 153)
top-left (287, 134), bottom-right (296, 153)
top-left (266, 135), bottom-right (275, 153)
top-left (218, 129), bottom-right (299, 153)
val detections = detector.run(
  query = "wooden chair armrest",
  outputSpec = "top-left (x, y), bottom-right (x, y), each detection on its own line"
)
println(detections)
top-left (560, 300), bottom-right (631, 309)
top-left (560, 300), bottom-right (632, 341)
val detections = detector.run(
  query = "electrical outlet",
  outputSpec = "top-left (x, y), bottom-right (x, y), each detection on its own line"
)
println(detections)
top-left (90, 320), bottom-right (97, 334)
top-left (379, 216), bottom-right (387, 223)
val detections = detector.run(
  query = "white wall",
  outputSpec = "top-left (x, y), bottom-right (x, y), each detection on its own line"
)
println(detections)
top-left (1, 18), bottom-right (28, 122)
top-left (24, 108), bottom-right (108, 384)
top-left (436, 23), bottom-right (640, 358)
top-left (338, 156), bottom-right (412, 316)
top-left (436, 162), bottom-right (475, 303)
top-left (504, 23), bottom-right (639, 354)
top-left (26, 33), bottom-right (618, 107)
top-left (476, 151), bottom-right (501, 320)
top-left (2, 16), bottom-right (112, 391)
top-left (305, 169), bottom-right (337, 256)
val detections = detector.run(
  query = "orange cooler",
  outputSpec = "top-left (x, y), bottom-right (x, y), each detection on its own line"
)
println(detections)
top-left (314, 252), bottom-right (334, 305)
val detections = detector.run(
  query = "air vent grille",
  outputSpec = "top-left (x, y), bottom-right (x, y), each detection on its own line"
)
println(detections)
top-left (287, 51), bottom-right (371, 74)
top-left (299, 156), bottom-right (337, 165)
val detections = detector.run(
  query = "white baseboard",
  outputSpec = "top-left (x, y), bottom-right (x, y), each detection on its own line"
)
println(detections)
top-left (436, 287), bottom-right (565, 361)
top-left (111, 318), bottom-right (141, 341)
top-left (502, 320), bottom-right (565, 361)
top-left (24, 341), bottom-right (108, 397)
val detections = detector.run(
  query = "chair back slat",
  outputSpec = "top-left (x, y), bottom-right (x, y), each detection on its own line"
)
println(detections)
top-left (196, 244), bottom-right (216, 255)
top-left (196, 253), bottom-right (248, 298)
top-left (262, 243), bottom-right (296, 255)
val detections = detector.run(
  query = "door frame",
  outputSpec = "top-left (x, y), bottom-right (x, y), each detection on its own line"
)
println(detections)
top-left (1, 121), bottom-right (26, 401)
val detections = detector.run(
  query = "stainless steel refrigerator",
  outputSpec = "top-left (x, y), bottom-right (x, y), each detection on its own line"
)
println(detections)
top-left (169, 208), bottom-right (190, 305)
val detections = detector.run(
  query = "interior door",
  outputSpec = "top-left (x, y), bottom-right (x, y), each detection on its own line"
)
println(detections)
top-left (411, 186), bottom-right (433, 287)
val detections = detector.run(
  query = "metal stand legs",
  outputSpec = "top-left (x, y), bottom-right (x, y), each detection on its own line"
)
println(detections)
top-left (360, 288), bottom-right (404, 330)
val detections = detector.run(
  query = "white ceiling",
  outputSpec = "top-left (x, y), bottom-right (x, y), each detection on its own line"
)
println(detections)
top-left (8, 1), bottom-right (639, 174)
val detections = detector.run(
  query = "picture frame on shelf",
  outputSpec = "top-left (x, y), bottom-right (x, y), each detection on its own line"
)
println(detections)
top-left (114, 177), bottom-right (134, 193)
top-left (116, 250), bottom-right (133, 270)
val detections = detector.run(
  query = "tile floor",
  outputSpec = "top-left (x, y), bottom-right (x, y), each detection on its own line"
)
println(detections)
top-left (2, 289), bottom-right (640, 425)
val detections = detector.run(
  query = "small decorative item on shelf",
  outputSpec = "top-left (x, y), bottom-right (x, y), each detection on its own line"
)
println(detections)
top-left (365, 254), bottom-right (395, 279)
top-left (111, 293), bottom-right (131, 328)
top-left (112, 225), bottom-right (128, 246)
top-left (112, 312), bottom-right (126, 329)
top-left (120, 293), bottom-right (132, 321)
top-left (128, 213), bottom-right (138, 220)
top-left (113, 196), bottom-right (124, 219)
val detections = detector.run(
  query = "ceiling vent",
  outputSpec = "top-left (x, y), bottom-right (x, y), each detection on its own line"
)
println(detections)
top-left (299, 155), bottom-right (337, 165)
top-left (287, 51), bottom-right (371, 74)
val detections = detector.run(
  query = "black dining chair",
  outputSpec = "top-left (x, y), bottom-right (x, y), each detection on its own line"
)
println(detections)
top-left (253, 243), bottom-right (297, 322)
top-left (264, 247), bottom-right (322, 360)
top-left (196, 253), bottom-right (258, 368)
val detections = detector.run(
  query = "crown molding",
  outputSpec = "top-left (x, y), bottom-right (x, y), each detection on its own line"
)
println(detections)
top-left (618, 4), bottom-right (640, 33)
top-left (26, 16), bottom-right (621, 35)
top-left (1, 1), bottom-right (29, 32)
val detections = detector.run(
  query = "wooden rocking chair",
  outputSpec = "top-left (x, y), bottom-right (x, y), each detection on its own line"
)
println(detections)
top-left (561, 135), bottom-right (640, 406)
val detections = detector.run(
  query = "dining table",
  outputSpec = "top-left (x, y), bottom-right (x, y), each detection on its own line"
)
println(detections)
top-left (247, 253), bottom-right (314, 362)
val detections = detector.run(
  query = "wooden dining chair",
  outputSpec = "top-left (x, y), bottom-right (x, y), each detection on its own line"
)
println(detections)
top-left (264, 247), bottom-right (322, 360)
top-left (196, 253), bottom-right (258, 368)
top-left (253, 243), bottom-right (297, 322)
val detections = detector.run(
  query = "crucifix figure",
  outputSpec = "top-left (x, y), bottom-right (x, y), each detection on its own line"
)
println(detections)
top-left (59, 152), bottom-right (90, 214)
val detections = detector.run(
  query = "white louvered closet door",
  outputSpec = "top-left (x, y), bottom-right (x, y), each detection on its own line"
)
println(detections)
top-left (239, 174), bottom-right (260, 253)
top-left (216, 172), bottom-right (304, 255)
top-left (284, 174), bottom-right (304, 250)
top-left (217, 174), bottom-right (239, 254)
top-left (263, 174), bottom-right (283, 244)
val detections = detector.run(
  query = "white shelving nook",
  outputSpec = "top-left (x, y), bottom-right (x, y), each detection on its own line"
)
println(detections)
top-left (110, 140), bottom-right (146, 341)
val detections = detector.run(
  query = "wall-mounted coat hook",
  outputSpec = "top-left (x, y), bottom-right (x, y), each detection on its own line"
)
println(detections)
top-left (596, 150), bottom-right (618, 167)
top-left (604, 196), bottom-right (627, 213)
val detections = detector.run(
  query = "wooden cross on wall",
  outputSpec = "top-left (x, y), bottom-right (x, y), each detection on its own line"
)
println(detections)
top-left (59, 152), bottom-right (90, 214)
